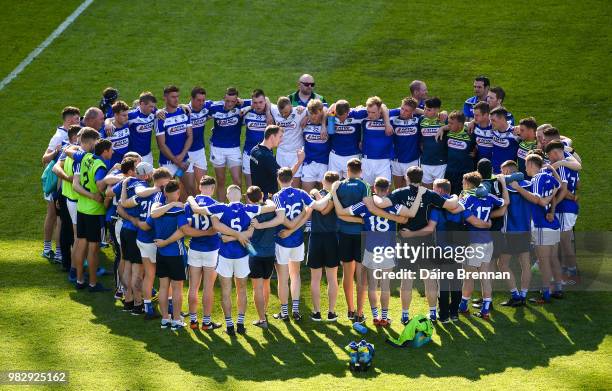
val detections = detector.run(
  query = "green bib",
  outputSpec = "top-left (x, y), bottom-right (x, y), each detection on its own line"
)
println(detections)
top-left (77, 153), bottom-right (106, 215)
top-left (61, 156), bottom-right (78, 201)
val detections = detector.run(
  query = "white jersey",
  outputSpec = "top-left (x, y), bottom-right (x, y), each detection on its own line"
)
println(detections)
top-left (271, 105), bottom-right (307, 153)
top-left (47, 126), bottom-right (69, 151)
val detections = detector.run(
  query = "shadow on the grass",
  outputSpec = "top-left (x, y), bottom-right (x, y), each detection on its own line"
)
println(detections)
top-left (62, 258), bottom-right (611, 382)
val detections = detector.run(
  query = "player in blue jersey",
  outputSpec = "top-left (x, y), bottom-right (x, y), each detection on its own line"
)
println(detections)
top-left (242, 89), bottom-right (272, 188)
top-left (541, 127), bottom-right (583, 171)
top-left (511, 154), bottom-right (563, 304)
top-left (208, 87), bottom-right (252, 201)
top-left (186, 86), bottom-right (213, 189)
top-left (121, 166), bottom-right (173, 318)
top-left (42, 106), bottom-right (81, 260)
top-left (408, 80), bottom-right (428, 111)
top-left (463, 75), bottom-right (490, 120)
top-left (444, 111), bottom-right (477, 195)
top-left (487, 86), bottom-right (515, 125)
top-left (184, 175), bottom-right (223, 330)
top-left (326, 100), bottom-right (367, 179)
top-left (334, 158), bottom-right (371, 322)
top-left (390, 97), bottom-right (421, 188)
top-left (420, 97), bottom-right (448, 187)
top-left (301, 99), bottom-right (330, 193)
top-left (490, 107), bottom-right (520, 174)
top-left (142, 180), bottom-right (189, 331)
top-left (102, 101), bottom-right (131, 167)
top-left (546, 141), bottom-right (580, 283)
top-left (471, 101), bottom-right (494, 161)
top-left (187, 185), bottom-right (274, 335)
top-left (516, 117), bottom-right (538, 176)
top-left (333, 177), bottom-right (422, 327)
top-left (498, 160), bottom-right (532, 307)
top-left (360, 96), bottom-right (394, 186)
top-left (127, 92), bottom-right (157, 166)
top-left (155, 85), bottom-right (194, 197)
top-left (272, 167), bottom-right (332, 321)
top-left (458, 171), bottom-right (508, 320)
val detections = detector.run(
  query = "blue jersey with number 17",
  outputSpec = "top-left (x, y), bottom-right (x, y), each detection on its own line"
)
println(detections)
top-left (556, 166), bottom-right (579, 214)
top-left (185, 195), bottom-right (220, 252)
top-left (460, 193), bottom-right (504, 243)
top-left (273, 187), bottom-right (314, 247)
top-left (208, 202), bottom-right (261, 259)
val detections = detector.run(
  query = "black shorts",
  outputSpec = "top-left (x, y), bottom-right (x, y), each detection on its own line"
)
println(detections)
top-left (76, 212), bottom-right (105, 242)
top-left (501, 232), bottom-right (531, 255)
top-left (395, 235), bottom-right (436, 272)
top-left (120, 228), bottom-right (142, 264)
top-left (307, 233), bottom-right (340, 269)
top-left (156, 253), bottom-right (186, 281)
top-left (492, 230), bottom-right (505, 258)
top-left (338, 232), bottom-right (362, 263)
top-left (249, 256), bottom-right (275, 279)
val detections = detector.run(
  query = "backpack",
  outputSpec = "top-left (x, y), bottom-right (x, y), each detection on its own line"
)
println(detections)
top-left (41, 158), bottom-right (58, 196)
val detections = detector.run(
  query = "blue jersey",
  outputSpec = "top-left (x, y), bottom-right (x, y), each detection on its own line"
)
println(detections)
top-left (491, 127), bottom-right (519, 174)
top-left (350, 202), bottom-right (402, 251)
top-left (529, 172), bottom-right (560, 229)
top-left (155, 107), bottom-right (192, 165)
top-left (106, 171), bottom-right (121, 222)
top-left (362, 117), bottom-right (393, 159)
top-left (463, 96), bottom-right (480, 119)
top-left (208, 99), bottom-right (252, 148)
top-left (185, 195), bottom-right (220, 252)
top-left (303, 122), bottom-right (331, 164)
top-left (473, 122), bottom-right (493, 160)
top-left (446, 128), bottom-right (476, 173)
top-left (389, 109), bottom-right (421, 163)
top-left (102, 123), bottom-right (130, 166)
top-left (243, 109), bottom-right (268, 155)
top-left (273, 187), bottom-right (314, 247)
top-left (145, 206), bottom-right (188, 257)
top-left (430, 200), bottom-right (470, 247)
top-left (113, 178), bottom-right (147, 230)
top-left (419, 116), bottom-right (447, 165)
top-left (188, 101), bottom-right (213, 152)
top-left (556, 166), bottom-right (579, 214)
top-left (128, 108), bottom-right (156, 156)
top-left (503, 180), bottom-right (532, 233)
top-left (208, 202), bottom-right (261, 259)
top-left (336, 178), bottom-right (370, 234)
top-left (460, 193), bottom-right (504, 243)
top-left (330, 109), bottom-right (367, 156)
top-left (136, 191), bottom-right (163, 244)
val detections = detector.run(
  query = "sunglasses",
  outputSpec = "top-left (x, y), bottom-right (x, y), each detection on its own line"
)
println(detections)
top-left (300, 81), bottom-right (315, 87)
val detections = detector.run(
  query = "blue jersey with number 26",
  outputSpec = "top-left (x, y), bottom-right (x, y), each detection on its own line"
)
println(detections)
top-left (273, 187), bottom-right (314, 248)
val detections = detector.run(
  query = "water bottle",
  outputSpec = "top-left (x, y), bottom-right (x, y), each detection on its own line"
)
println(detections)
top-left (353, 322), bottom-right (368, 334)
top-left (175, 159), bottom-right (191, 178)
top-left (327, 115), bottom-right (336, 135)
top-left (505, 171), bottom-right (524, 184)
top-left (246, 242), bottom-right (258, 257)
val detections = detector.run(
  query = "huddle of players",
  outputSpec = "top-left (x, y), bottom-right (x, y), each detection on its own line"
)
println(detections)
top-left (42, 75), bottom-right (581, 331)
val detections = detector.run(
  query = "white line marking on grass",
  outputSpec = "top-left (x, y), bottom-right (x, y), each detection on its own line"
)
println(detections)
top-left (0, 0), bottom-right (94, 91)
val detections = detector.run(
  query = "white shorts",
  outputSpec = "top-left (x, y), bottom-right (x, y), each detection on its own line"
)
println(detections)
top-left (556, 212), bottom-right (577, 232)
top-left (421, 164), bottom-right (447, 184)
top-left (242, 151), bottom-right (252, 175)
top-left (532, 227), bottom-right (560, 246)
top-left (141, 152), bottom-right (154, 166)
top-left (114, 218), bottom-right (123, 247)
top-left (67, 199), bottom-right (78, 225)
top-left (466, 242), bottom-right (494, 268)
top-left (188, 248), bottom-right (218, 268)
top-left (328, 152), bottom-right (360, 178)
top-left (162, 161), bottom-right (194, 177)
top-left (216, 255), bottom-right (249, 278)
top-left (301, 162), bottom-right (328, 183)
top-left (362, 158), bottom-right (391, 186)
top-left (391, 159), bottom-right (420, 177)
top-left (188, 148), bottom-right (208, 170)
top-left (210, 145), bottom-right (241, 168)
top-left (275, 243), bottom-right (305, 265)
top-left (136, 240), bottom-right (157, 263)
top-left (276, 149), bottom-right (302, 177)
top-left (363, 249), bottom-right (395, 270)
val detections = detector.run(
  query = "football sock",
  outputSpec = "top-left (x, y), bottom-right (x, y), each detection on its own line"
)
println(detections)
top-left (401, 310), bottom-right (409, 320)
top-left (520, 289), bottom-right (528, 298)
top-left (381, 308), bottom-right (388, 320)
top-left (371, 307), bottom-right (379, 319)
top-left (168, 297), bottom-right (173, 315)
top-left (429, 307), bottom-right (437, 319)
top-left (43, 241), bottom-right (51, 252)
top-left (225, 316), bottom-right (234, 328)
top-left (482, 298), bottom-right (492, 313)
top-left (459, 296), bottom-right (470, 311)
top-left (292, 300), bottom-right (299, 313)
top-left (237, 313), bottom-right (245, 325)
top-left (511, 288), bottom-right (520, 299)
top-left (189, 312), bottom-right (197, 323)
top-left (144, 300), bottom-right (152, 314)
top-left (55, 248), bottom-right (62, 259)
top-left (542, 288), bottom-right (551, 301)
top-left (281, 304), bottom-right (288, 317)
top-left (203, 315), bottom-right (211, 325)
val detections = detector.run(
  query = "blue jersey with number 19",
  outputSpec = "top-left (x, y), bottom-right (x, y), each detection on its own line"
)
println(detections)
top-left (185, 195), bottom-right (220, 252)
top-left (208, 202), bottom-right (261, 259)
top-left (273, 187), bottom-right (314, 247)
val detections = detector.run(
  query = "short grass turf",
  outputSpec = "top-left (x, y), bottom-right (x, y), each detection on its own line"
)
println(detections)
top-left (0, 0), bottom-right (611, 389)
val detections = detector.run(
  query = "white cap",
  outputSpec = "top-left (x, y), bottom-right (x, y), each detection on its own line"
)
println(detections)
top-left (136, 162), bottom-right (154, 176)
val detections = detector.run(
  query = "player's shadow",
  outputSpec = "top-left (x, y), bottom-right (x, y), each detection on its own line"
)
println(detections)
top-left (63, 252), bottom-right (610, 383)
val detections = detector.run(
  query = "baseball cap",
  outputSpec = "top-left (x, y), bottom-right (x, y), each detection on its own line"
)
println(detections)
top-left (136, 162), bottom-right (154, 176)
